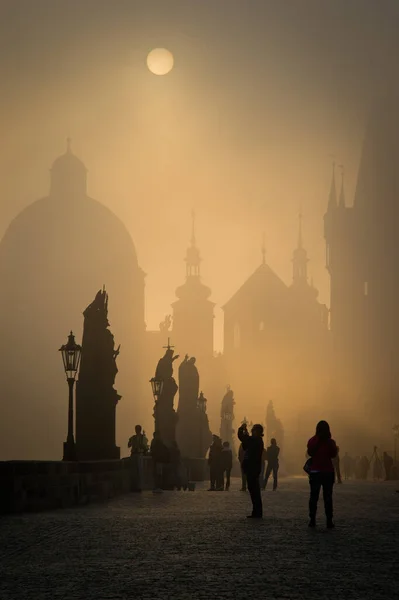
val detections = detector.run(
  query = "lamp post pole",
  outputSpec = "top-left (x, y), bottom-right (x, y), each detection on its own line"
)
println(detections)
top-left (60, 331), bottom-right (82, 462)
top-left (67, 378), bottom-right (75, 447)
top-left (197, 392), bottom-right (207, 458)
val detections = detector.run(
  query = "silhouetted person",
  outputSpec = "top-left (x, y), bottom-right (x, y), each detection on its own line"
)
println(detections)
top-left (128, 425), bottom-right (148, 455)
top-left (208, 435), bottom-right (223, 491)
top-left (263, 438), bottom-right (280, 491)
top-left (307, 420), bottom-right (337, 528)
top-left (332, 446), bottom-right (342, 484)
top-left (370, 446), bottom-right (382, 481)
top-left (238, 442), bottom-right (247, 491)
top-left (238, 423), bottom-right (264, 518)
top-left (259, 447), bottom-right (267, 488)
top-left (128, 425), bottom-right (148, 492)
top-left (341, 452), bottom-right (352, 480)
top-left (221, 441), bottom-right (233, 490)
top-left (150, 431), bottom-right (169, 493)
top-left (383, 452), bottom-right (394, 480)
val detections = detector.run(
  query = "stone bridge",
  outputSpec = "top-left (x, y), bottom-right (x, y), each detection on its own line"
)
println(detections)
top-left (1, 477), bottom-right (398, 599)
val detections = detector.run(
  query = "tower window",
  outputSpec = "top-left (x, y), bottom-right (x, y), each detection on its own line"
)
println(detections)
top-left (364, 281), bottom-right (368, 296)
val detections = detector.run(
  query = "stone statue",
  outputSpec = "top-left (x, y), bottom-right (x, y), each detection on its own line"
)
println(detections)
top-left (155, 347), bottom-right (180, 382)
top-left (153, 344), bottom-right (179, 447)
top-left (220, 385), bottom-right (236, 455)
top-left (159, 314), bottom-right (172, 333)
top-left (178, 355), bottom-right (199, 405)
top-left (75, 288), bottom-right (121, 460)
top-left (266, 400), bottom-right (284, 449)
top-left (176, 356), bottom-right (212, 458)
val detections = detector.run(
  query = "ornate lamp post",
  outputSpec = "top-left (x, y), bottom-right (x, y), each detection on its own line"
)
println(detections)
top-left (197, 391), bottom-right (207, 459)
top-left (59, 331), bottom-right (82, 461)
top-left (197, 391), bottom-right (207, 413)
top-left (150, 376), bottom-right (164, 401)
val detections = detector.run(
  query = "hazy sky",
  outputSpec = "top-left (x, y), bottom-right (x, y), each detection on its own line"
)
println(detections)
top-left (1, 0), bottom-right (398, 349)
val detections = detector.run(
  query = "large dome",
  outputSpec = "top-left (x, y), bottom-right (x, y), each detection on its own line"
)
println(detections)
top-left (0, 144), bottom-right (145, 460)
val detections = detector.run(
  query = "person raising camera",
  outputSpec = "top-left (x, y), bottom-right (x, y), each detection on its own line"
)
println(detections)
top-left (237, 422), bottom-right (264, 519)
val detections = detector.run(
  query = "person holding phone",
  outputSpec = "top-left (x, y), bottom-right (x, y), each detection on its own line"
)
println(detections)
top-left (237, 422), bottom-right (264, 518)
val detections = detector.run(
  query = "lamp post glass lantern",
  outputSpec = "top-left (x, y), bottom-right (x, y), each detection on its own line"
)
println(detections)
top-left (150, 377), bottom-right (164, 400)
top-left (59, 331), bottom-right (82, 461)
top-left (197, 392), bottom-right (207, 412)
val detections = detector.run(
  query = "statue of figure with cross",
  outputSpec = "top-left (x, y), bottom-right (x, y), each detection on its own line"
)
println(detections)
top-left (152, 338), bottom-right (179, 451)
top-left (155, 338), bottom-right (180, 382)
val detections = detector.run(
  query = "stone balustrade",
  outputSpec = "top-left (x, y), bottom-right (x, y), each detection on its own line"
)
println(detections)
top-left (0, 456), bottom-right (208, 514)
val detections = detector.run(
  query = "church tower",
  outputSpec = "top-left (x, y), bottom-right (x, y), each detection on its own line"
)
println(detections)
top-left (171, 213), bottom-right (215, 362)
top-left (324, 163), bottom-right (365, 402)
top-left (291, 211), bottom-right (327, 325)
top-left (351, 95), bottom-right (399, 428)
top-left (292, 211), bottom-right (310, 289)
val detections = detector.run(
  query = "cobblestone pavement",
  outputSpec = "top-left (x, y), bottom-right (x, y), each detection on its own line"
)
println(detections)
top-left (1, 477), bottom-right (399, 600)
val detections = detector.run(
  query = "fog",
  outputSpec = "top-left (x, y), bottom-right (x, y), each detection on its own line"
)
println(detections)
top-left (1, 0), bottom-right (399, 466)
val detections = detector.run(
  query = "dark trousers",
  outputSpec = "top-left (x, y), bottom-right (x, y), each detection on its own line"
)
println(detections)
top-left (241, 468), bottom-right (247, 490)
top-left (246, 472), bottom-right (263, 517)
top-left (263, 462), bottom-right (279, 490)
top-left (223, 469), bottom-right (231, 490)
top-left (210, 466), bottom-right (224, 489)
top-left (309, 471), bottom-right (335, 521)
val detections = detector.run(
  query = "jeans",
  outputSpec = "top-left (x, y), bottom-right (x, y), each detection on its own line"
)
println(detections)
top-left (263, 462), bottom-right (279, 490)
top-left (223, 469), bottom-right (231, 490)
top-left (246, 472), bottom-right (262, 517)
top-left (210, 466), bottom-right (224, 489)
top-left (309, 471), bottom-right (335, 521)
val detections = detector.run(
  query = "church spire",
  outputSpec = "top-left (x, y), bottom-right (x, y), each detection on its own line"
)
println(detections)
top-left (185, 211), bottom-right (201, 277)
top-left (338, 164), bottom-right (346, 208)
top-left (292, 210), bottom-right (308, 285)
top-left (327, 161), bottom-right (337, 211)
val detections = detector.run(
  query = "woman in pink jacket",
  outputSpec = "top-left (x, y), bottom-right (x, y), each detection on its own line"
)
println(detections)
top-left (307, 420), bottom-right (338, 528)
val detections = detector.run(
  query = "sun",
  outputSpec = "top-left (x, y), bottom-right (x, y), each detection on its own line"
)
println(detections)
top-left (147, 48), bottom-right (174, 76)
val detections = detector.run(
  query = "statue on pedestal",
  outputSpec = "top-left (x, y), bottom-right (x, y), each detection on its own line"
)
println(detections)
top-left (152, 341), bottom-right (179, 448)
top-left (266, 400), bottom-right (284, 450)
top-left (220, 385), bottom-right (236, 456)
top-left (177, 355), bottom-right (212, 458)
top-left (75, 288), bottom-right (121, 460)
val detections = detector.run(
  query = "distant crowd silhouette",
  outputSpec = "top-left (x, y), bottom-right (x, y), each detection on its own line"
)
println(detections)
top-left (128, 420), bottom-right (397, 527)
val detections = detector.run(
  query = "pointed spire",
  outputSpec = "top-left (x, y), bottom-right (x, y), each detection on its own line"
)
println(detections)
top-left (185, 211), bottom-right (201, 277)
top-left (292, 210), bottom-right (308, 285)
top-left (338, 164), bottom-right (346, 208)
top-left (66, 137), bottom-right (72, 154)
top-left (261, 232), bottom-right (266, 264)
top-left (328, 161), bottom-right (337, 210)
